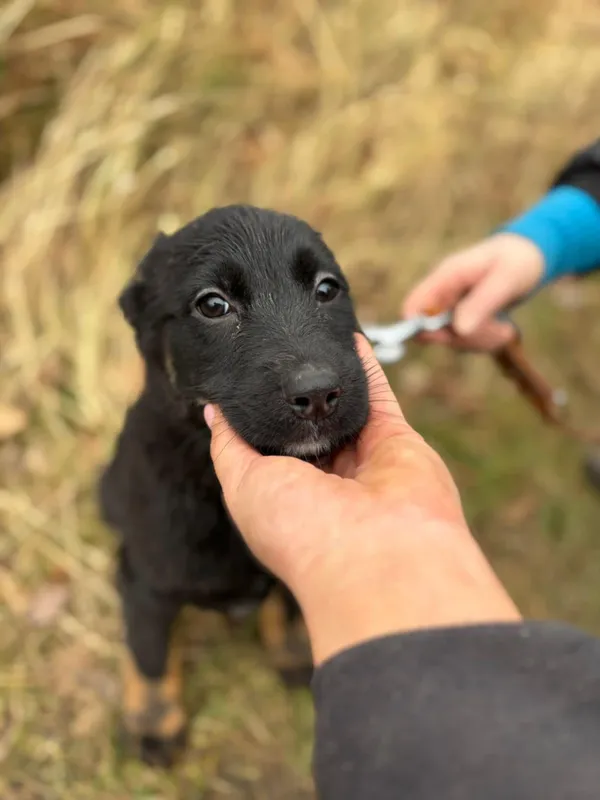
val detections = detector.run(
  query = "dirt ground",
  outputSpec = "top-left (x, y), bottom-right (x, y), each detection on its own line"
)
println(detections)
top-left (3, 1), bottom-right (600, 797)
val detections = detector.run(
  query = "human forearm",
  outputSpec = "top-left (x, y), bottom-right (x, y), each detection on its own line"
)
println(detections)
top-left (501, 185), bottom-right (600, 283)
top-left (297, 519), bottom-right (519, 666)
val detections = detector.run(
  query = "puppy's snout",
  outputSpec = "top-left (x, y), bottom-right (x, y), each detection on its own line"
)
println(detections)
top-left (283, 365), bottom-right (341, 422)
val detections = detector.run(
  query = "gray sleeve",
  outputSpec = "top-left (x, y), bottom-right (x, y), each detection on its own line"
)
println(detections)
top-left (312, 621), bottom-right (600, 799)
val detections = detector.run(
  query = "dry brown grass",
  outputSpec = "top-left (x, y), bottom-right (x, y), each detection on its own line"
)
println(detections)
top-left (4, 0), bottom-right (600, 796)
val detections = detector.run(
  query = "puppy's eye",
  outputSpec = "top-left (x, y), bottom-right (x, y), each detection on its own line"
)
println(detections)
top-left (315, 278), bottom-right (340, 303)
top-left (195, 293), bottom-right (231, 319)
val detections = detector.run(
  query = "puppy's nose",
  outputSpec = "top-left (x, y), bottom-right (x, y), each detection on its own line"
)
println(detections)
top-left (284, 365), bottom-right (341, 421)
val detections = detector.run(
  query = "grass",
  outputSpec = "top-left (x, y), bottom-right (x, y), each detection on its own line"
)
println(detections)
top-left (3, 0), bottom-right (600, 796)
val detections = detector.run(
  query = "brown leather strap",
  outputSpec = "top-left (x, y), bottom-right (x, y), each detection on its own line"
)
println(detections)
top-left (492, 336), bottom-right (600, 446)
top-left (423, 303), bottom-right (600, 446)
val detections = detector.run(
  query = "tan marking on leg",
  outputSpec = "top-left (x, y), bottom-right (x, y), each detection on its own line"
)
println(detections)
top-left (159, 643), bottom-right (182, 704)
top-left (257, 588), bottom-right (288, 654)
top-left (122, 639), bottom-right (186, 740)
top-left (153, 704), bottom-right (186, 739)
top-left (258, 589), bottom-right (313, 676)
top-left (122, 652), bottom-right (150, 728)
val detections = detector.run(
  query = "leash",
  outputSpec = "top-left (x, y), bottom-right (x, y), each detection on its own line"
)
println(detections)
top-left (364, 308), bottom-right (600, 447)
top-left (491, 334), bottom-right (600, 446)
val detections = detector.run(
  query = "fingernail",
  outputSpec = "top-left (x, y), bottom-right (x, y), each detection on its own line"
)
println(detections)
top-left (203, 404), bottom-right (215, 429)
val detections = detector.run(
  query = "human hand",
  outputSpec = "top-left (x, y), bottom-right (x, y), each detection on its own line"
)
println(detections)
top-left (403, 233), bottom-right (545, 351)
top-left (204, 336), bottom-right (520, 665)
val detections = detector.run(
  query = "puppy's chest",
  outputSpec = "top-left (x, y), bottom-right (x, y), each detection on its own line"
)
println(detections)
top-left (169, 493), bottom-right (273, 612)
top-left (155, 447), bottom-right (271, 601)
top-left (123, 405), bottom-right (272, 603)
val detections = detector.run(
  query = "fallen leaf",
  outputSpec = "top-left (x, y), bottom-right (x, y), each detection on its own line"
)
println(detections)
top-left (27, 582), bottom-right (70, 627)
top-left (48, 566), bottom-right (69, 583)
top-left (0, 405), bottom-right (27, 440)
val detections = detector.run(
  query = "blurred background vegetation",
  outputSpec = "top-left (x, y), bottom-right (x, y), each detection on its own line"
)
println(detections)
top-left (3, 0), bottom-right (600, 797)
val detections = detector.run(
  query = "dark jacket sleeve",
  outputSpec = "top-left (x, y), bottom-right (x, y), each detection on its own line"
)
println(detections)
top-left (552, 138), bottom-right (600, 203)
top-left (312, 621), bottom-right (600, 799)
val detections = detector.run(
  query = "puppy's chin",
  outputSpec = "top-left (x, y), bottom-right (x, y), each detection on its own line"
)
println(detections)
top-left (250, 433), bottom-right (331, 461)
top-left (256, 430), bottom-right (361, 464)
top-left (282, 438), bottom-right (333, 460)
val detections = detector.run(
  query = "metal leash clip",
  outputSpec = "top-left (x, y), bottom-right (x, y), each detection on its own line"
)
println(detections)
top-left (363, 307), bottom-right (600, 447)
top-left (362, 310), bottom-right (453, 364)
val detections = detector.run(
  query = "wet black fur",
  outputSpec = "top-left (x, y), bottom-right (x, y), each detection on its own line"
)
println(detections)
top-left (99, 205), bottom-right (369, 696)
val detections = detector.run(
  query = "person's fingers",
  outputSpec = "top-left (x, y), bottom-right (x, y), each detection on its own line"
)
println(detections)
top-left (204, 405), bottom-right (262, 499)
top-left (413, 328), bottom-right (456, 347)
top-left (402, 243), bottom-right (493, 319)
top-left (452, 266), bottom-right (520, 337)
top-left (401, 245), bottom-right (496, 349)
top-left (206, 404), bottom-right (325, 537)
top-left (354, 335), bottom-right (463, 507)
top-left (354, 335), bottom-right (423, 462)
top-left (456, 319), bottom-right (517, 351)
top-left (355, 334), bottom-right (405, 423)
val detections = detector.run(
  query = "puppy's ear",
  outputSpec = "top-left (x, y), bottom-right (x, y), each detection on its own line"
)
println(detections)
top-left (118, 279), bottom-right (147, 330)
top-left (118, 232), bottom-right (169, 330)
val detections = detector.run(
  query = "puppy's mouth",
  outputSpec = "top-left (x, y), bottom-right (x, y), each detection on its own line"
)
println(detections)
top-left (189, 388), bottom-right (367, 464)
top-left (188, 396), bottom-right (337, 460)
top-left (282, 437), bottom-right (333, 460)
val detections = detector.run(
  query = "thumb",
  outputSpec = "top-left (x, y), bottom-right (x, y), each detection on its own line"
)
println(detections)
top-left (353, 335), bottom-right (459, 499)
top-left (354, 334), bottom-right (423, 463)
top-left (402, 241), bottom-right (494, 319)
top-left (453, 267), bottom-right (519, 337)
top-left (205, 405), bottom-right (317, 532)
top-left (204, 404), bottom-right (262, 499)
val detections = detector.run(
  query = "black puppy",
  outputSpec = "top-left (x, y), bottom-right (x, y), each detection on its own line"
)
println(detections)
top-left (99, 205), bottom-right (369, 766)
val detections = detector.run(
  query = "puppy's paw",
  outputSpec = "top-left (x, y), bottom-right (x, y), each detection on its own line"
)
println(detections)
top-left (135, 726), bottom-right (187, 769)
top-left (121, 652), bottom-right (187, 768)
top-left (121, 708), bottom-right (188, 768)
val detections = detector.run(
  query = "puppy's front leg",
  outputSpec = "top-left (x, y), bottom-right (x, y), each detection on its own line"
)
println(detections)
top-left (258, 585), bottom-right (313, 688)
top-left (117, 552), bottom-right (186, 767)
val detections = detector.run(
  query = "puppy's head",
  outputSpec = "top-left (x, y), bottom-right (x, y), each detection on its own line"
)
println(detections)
top-left (120, 205), bottom-right (369, 459)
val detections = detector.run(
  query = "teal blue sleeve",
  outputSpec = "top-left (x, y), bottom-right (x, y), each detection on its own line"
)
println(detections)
top-left (500, 186), bottom-right (600, 285)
